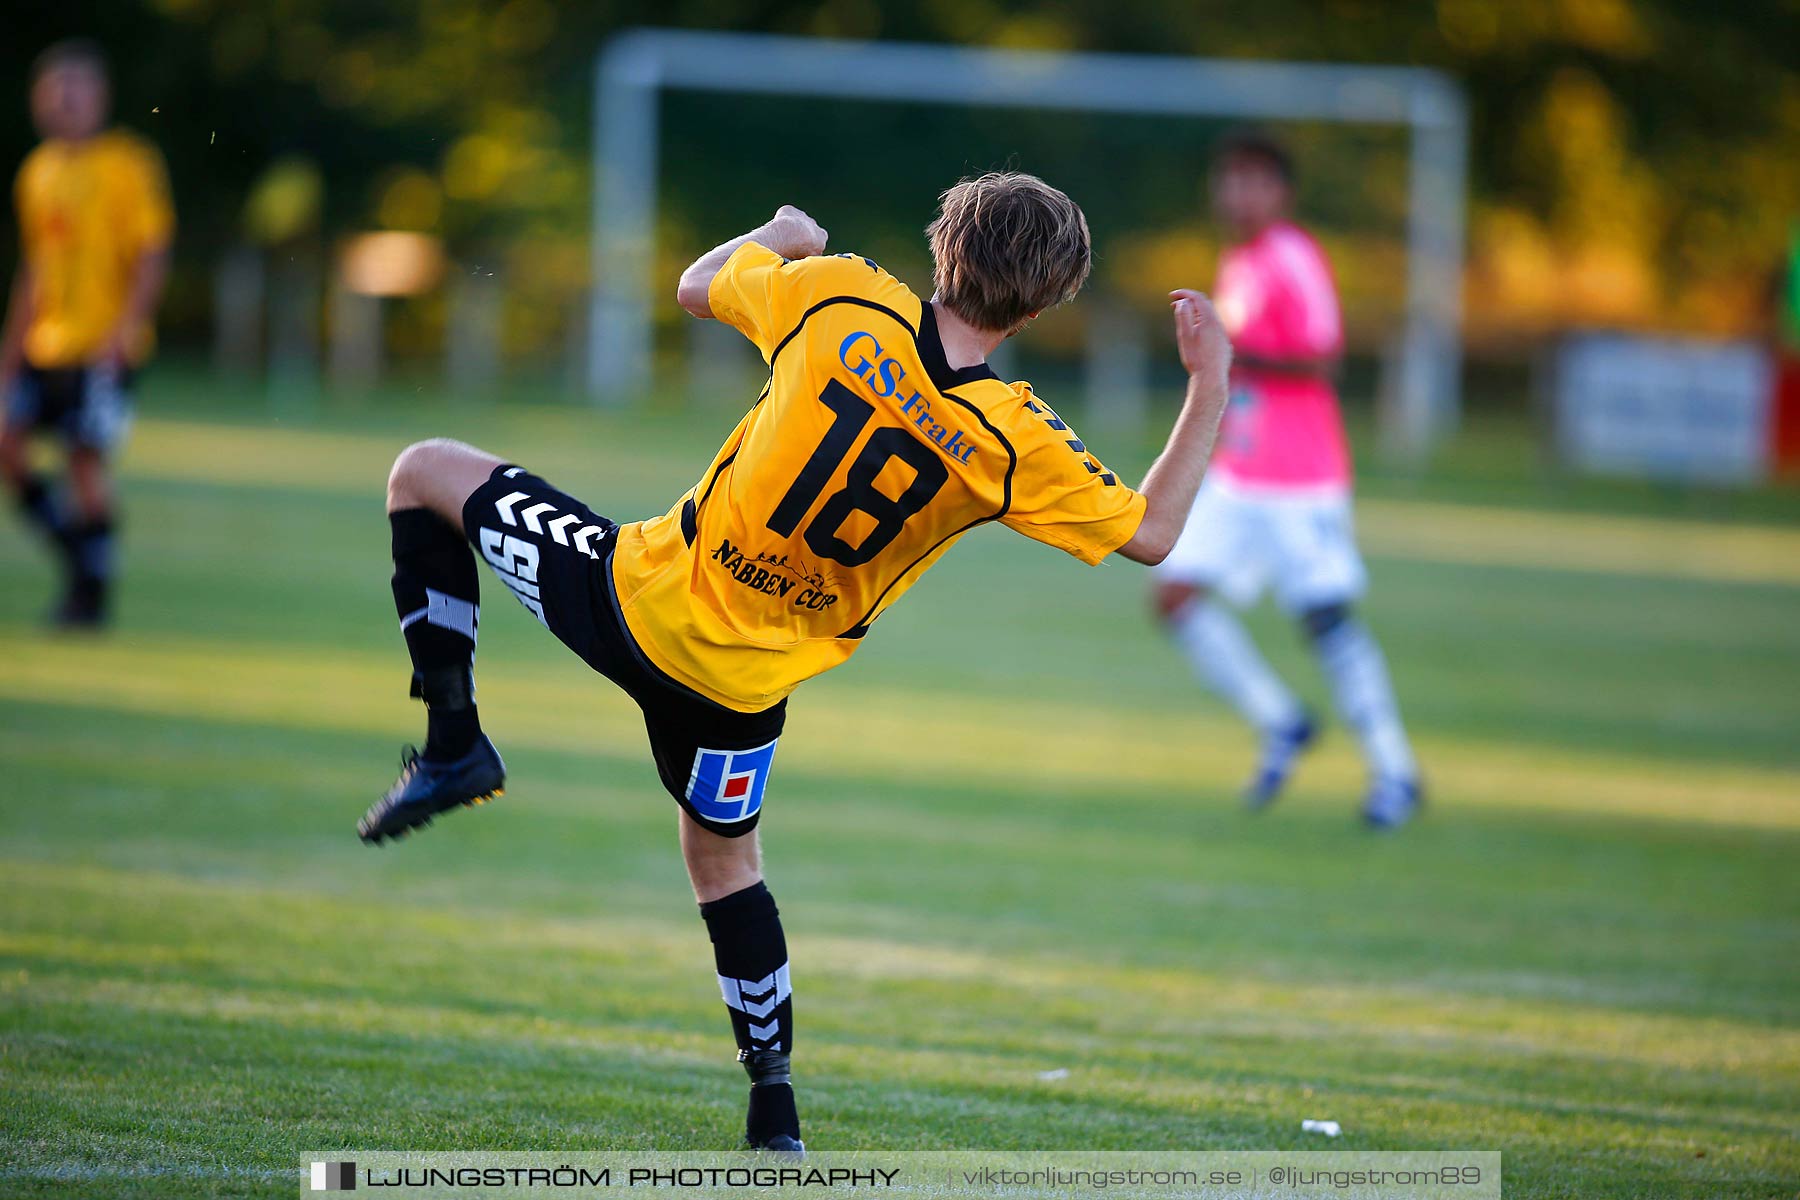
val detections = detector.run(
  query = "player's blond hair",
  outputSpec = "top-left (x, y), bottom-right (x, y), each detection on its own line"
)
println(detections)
top-left (927, 172), bottom-right (1091, 335)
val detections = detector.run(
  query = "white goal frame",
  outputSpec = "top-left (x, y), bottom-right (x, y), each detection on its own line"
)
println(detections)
top-left (589, 29), bottom-right (1468, 453)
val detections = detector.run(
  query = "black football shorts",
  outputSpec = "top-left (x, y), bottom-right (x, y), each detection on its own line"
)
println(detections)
top-left (4, 364), bottom-right (135, 453)
top-left (461, 464), bottom-right (786, 837)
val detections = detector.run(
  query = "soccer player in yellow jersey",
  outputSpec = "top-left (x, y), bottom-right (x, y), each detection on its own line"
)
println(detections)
top-left (0, 40), bottom-right (173, 627)
top-left (359, 173), bottom-right (1233, 1149)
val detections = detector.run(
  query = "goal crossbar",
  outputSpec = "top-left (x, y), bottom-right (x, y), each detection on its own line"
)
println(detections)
top-left (590, 29), bottom-right (1468, 452)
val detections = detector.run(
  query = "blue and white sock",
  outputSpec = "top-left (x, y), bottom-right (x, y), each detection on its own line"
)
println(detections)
top-left (1173, 600), bottom-right (1306, 735)
top-left (1312, 616), bottom-right (1416, 782)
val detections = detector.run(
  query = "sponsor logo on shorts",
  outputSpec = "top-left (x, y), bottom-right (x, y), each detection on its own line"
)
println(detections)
top-left (686, 740), bottom-right (778, 824)
top-left (478, 526), bottom-right (546, 624)
top-left (710, 539), bottom-right (839, 612)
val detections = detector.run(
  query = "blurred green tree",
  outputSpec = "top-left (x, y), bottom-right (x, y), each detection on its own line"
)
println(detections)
top-left (1, 0), bottom-right (1793, 359)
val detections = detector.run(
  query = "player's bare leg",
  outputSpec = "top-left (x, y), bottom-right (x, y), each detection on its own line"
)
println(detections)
top-left (1155, 579), bottom-right (1316, 808)
top-left (66, 445), bottom-right (109, 517)
top-left (385, 437), bottom-right (504, 529)
top-left (683, 813), bottom-right (802, 1153)
top-left (359, 438), bottom-right (508, 844)
top-left (681, 811), bottom-right (764, 903)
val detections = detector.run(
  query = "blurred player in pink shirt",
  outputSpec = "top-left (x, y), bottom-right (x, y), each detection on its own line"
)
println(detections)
top-left (1151, 132), bottom-right (1421, 828)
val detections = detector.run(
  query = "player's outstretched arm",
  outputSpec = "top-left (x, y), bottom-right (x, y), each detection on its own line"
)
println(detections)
top-left (676, 206), bottom-right (829, 319)
top-left (1115, 289), bottom-right (1233, 566)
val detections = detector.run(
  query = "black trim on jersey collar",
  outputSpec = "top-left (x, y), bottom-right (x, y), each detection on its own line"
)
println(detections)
top-left (916, 302), bottom-right (1000, 391)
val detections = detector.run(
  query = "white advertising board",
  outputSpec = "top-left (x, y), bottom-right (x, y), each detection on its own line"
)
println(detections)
top-left (1554, 334), bottom-right (1773, 484)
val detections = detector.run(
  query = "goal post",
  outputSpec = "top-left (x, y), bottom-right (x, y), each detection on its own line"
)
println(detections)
top-left (589, 29), bottom-right (1468, 456)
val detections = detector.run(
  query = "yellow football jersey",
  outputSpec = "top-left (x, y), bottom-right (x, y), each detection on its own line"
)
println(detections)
top-left (610, 243), bottom-right (1147, 712)
top-left (14, 130), bottom-right (174, 369)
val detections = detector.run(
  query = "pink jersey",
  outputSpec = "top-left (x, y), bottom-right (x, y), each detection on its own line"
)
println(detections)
top-left (1211, 221), bottom-right (1352, 491)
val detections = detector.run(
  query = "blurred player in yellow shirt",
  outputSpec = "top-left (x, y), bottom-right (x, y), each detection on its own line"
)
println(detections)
top-left (0, 40), bottom-right (173, 628)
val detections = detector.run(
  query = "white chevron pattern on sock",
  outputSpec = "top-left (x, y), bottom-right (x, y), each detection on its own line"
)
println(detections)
top-left (718, 962), bottom-right (790, 1015)
top-left (718, 962), bottom-right (791, 1047)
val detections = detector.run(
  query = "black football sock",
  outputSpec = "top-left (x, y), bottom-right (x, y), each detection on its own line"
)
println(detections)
top-left (700, 880), bottom-right (799, 1146)
top-left (65, 512), bottom-right (116, 618)
top-left (15, 473), bottom-right (67, 542)
top-left (390, 508), bottom-right (482, 761)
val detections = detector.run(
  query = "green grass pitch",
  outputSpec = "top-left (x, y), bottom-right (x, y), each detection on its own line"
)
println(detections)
top-left (1, 378), bottom-right (1797, 1198)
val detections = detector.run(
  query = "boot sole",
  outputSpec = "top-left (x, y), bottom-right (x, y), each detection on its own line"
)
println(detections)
top-left (359, 782), bottom-right (505, 845)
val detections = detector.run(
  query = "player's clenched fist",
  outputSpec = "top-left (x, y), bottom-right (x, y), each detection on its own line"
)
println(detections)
top-left (764, 205), bottom-right (828, 260)
top-left (1168, 288), bottom-right (1231, 380)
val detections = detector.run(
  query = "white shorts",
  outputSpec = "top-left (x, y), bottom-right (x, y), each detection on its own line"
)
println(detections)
top-left (1153, 476), bottom-right (1367, 614)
